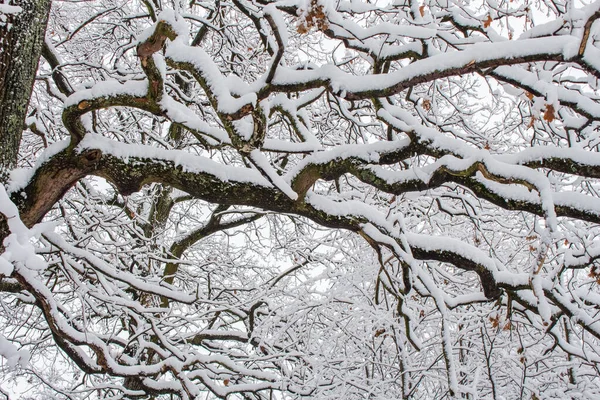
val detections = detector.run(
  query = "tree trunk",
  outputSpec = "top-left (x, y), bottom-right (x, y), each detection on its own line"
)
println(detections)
top-left (0, 0), bottom-right (52, 248)
top-left (0, 0), bottom-right (52, 183)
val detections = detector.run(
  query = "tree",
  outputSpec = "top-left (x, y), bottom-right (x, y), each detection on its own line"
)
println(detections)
top-left (0, 0), bottom-right (51, 181)
top-left (2, 0), bottom-right (600, 398)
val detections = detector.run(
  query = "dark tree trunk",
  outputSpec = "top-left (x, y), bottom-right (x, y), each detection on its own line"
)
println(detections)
top-left (1, 1), bottom-right (52, 248)
top-left (0, 0), bottom-right (52, 183)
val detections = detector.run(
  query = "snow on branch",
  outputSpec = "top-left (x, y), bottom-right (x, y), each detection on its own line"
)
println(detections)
top-left (7, 0), bottom-right (600, 397)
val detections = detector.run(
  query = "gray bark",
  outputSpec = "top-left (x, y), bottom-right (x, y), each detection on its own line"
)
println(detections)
top-left (0, 0), bottom-right (52, 183)
top-left (0, 0), bottom-right (52, 249)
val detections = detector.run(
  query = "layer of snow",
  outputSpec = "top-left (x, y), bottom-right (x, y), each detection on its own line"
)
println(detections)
top-left (76, 134), bottom-right (271, 187)
top-left (64, 80), bottom-right (148, 108)
top-left (7, 140), bottom-right (70, 194)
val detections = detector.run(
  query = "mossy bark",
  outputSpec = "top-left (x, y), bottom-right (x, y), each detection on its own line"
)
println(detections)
top-left (0, 0), bottom-right (51, 250)
top-left (0, 0), bottom-right (52, 181)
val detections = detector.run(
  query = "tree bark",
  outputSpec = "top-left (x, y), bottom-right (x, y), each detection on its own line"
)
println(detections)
top-left (0, 0), bottom-right (52, 250)
top-left (0, 0), bottom-right (52, 182)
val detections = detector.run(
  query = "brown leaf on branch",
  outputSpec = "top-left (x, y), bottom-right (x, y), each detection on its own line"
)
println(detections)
top-left (489, 314), bottom-right (499, 328)
top-left (419, 5), bottom-right (426, 17)
top-left (543, 104), bottom-right (556, 122)
top-left (483, 15), bottom-right (493, 28)
top-left (297, 0), bottom-right (329, 33)
top-left (297, 23), bottom-right (308, 34)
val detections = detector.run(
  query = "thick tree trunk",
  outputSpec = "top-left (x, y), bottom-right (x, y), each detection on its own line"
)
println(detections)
top-left (1, 1), bottom-right (52, 248)
top-left (0, 0), bottom-right (52, 183)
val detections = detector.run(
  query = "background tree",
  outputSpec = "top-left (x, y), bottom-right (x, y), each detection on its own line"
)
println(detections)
top-left (2, 0), bottom-right (600, 398)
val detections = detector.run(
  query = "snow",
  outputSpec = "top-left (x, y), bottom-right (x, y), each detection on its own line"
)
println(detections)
top-left (306, 192), bottom-right (395, 232)
top-left (271, 36), bottom-right (579, 95)
top-left (0, 334), bottom-right (29, 369)
top-left (263, 4), bottom-right (289, 47)
top-left (335, 1), bottom-right (379, 14)
top-left (0, 187), bottom-right (48, 276)
top-left (136, 9), bottom-right (190, 45)
top-left (76, 134), bottom-right (271, 187)
top-left (518, 19), bottom-right (566, 39)
top-left (367, 166), bottom-right (423, 186)
top-left (231, 116), bottom-right (254, 141)
top-left (262, 139), bottom-right (322, 153)
top-left (249, 150), bottom-right (298, 200)
top-left (64, 80), bottom-right (148, 108)
top-left (153, 53), bottom-right (167, 78)
top-left (7, 0), bottom-right (600, 397)
top-left (165, 41), bottom-right (257, 115)
top-left (532, 275), bottom-right (552, 322)
top-left (497, 145), bottom-right (600, 167)
top-left (326, 10), bottom-right (437, 40)
top-left (405, 232), bottom-right (499, 273)
top-left (553, 191), bottom-right (600, 215)
top-left (156, 9), bottom-right (189, 42)
top-left (0, 4), bottom-right (21, 15)
top-left (7, 140), bottom-right (70, 194)
top-left (494, 65), bottom-right (600, 119)
top-left (267, 91), bottom-right (324, 145)
top-left (583, 44), bottom-right (600, 72)
top-left (285, 138), bottom-right (412, 183)
top-left (160, 95), bottom-right (230, 144)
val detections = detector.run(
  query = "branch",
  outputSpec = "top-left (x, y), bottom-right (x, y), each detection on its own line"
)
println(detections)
top-left (41, 39), bottom-right (73, 96)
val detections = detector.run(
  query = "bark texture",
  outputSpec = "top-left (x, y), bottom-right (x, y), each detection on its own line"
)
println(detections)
top-left (0, 0), bottom-right (52, 182)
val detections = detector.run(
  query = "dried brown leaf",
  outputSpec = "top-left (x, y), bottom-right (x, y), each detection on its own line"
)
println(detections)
top-left (489, 315), bottom-right (499, 328)
top-left (483, 14), bottom-right (493, 28)
top-left (543, 104), bottom-right (556, 122)
top-left (297, 23), bottom-right (308, 34)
